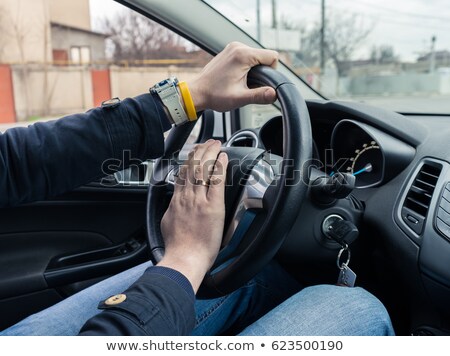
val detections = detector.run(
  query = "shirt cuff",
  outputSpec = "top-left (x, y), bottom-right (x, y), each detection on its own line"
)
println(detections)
top-left (145, 266), bottom-right (195, 300)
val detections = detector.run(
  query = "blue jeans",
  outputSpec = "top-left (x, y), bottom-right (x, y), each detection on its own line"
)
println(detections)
top-left (0, 261), bottom-right (394, 336)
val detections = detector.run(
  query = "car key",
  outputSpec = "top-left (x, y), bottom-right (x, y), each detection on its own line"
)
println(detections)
top-left (336, 245), bottom-right (357, 287)
top-left (327, 219), bottom-right (359, 247)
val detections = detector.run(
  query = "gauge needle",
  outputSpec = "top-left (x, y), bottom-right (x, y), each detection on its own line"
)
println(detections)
top-left (353, 163), bottom-right (373, 176)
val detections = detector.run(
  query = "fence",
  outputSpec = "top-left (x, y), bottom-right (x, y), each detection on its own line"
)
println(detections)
top-left (1, 63), bottom-right (203, 122)
top-left (0, 65), bottom-right (16, 123)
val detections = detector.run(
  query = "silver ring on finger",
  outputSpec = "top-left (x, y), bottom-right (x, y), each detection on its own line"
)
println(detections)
top-left (194, 178), bottom-right (210, 187)
top-left (209, 176), bottom-right (222, 185)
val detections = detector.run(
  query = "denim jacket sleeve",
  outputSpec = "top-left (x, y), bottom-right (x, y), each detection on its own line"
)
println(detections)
top-left (0, 93), bottom-right (169, 207)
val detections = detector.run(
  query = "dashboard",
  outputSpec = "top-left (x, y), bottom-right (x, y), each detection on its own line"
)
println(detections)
top-left (256, 116), bottom-right (415, 189)
top-left (225, 99), bottom-right (450, 334)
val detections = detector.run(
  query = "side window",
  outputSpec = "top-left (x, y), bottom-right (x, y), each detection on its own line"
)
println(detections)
top-left (239, 104), bottom-right (281, 130)
top-left (0, 0), bottom-right (211, 145)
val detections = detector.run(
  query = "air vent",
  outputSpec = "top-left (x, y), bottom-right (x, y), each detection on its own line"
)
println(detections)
top-left (401, 163), bottom-right (442, 235)
top-left (226, 130), bottom-right (259, 148)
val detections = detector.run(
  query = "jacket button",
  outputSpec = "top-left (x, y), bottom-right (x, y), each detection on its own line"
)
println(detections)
top-left (101, 97), bottom-right (121, 109)
top-left (105, 294), bottom-right (127, 305)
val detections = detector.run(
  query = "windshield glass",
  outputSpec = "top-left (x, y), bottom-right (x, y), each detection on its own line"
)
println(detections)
top-left (204, 0), bottom-right (450, 114)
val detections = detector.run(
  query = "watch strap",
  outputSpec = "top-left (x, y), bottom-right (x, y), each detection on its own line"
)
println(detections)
top-left (151, 78), bottom-right (188, 126)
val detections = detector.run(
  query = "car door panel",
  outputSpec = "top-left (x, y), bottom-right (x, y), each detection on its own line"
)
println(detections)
top-left (0, 186), bottom-right (149, 330)
top-left (0, 231), bottom-right (110, 300)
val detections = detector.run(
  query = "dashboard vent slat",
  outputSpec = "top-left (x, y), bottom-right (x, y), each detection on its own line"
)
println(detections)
top-left (410, 185), bottom-right (432, 197)
top-left (420, 169), bottom-right (440, 181)
top-left (414, 178), bottom-right (435, 190)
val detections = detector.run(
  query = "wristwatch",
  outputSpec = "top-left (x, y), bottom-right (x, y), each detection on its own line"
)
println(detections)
top-left (150, 77), bottom-right (188, 126)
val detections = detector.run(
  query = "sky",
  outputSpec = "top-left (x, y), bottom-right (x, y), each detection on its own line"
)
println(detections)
top-left (90, 0), bottom-right (450, 62)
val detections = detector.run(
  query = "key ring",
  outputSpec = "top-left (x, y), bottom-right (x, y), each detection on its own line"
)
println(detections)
top-left (336, 243), bottom-right (351, 269)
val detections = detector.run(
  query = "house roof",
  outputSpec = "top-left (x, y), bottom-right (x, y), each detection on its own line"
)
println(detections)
top-left (50, 22), bottom-right (108, 38)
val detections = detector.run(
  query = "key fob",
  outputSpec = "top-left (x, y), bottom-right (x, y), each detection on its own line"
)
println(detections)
top-left (337, 264), bottom-right (357, 287)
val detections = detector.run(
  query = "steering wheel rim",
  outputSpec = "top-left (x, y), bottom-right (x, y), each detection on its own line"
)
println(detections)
top-left (147, 66), bottom-right (312, 298)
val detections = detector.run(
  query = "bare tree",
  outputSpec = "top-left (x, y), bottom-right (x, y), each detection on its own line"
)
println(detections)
top-left (321, 12), bottom-right (373, 77)
top-left (4, 0), bottom-right (34, 119)
top-left (370, 45), bottom-right (398, 65)
top-left (99, 8), bottom-right (195, 63)
top-left (279, 15), bottom-right (317, 67)
top-left (0, 7), bottom-right (6, 62)
top-left (40, 1), bottom-right (56, 117)
top-left (280, 12), bottom-right (373, 77)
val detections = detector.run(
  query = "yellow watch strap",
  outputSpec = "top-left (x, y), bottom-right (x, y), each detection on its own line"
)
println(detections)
top-left (178, 81), bottom-right (197, 121)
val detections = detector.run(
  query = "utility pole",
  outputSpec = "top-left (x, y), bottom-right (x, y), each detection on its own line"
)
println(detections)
top-left (272, 0), bottom-right (279, 50)
top-left (430, 35), bottom-right (436, 73)
top-left (256, 0), bottom-right (261, 42)
top-left (271, 0), bottom-right (277, 29)
top-left (320, 0), bottom-right (325, 75)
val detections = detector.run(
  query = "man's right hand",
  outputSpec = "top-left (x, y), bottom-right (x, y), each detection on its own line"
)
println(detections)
top-left (188, 42), bottom-right (279, 112)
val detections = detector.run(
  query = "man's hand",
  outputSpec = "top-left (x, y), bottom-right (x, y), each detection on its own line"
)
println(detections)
top-left (188, 42), bottom-right (278, 112)
top-left (158, 140), bottom-right (228, 293)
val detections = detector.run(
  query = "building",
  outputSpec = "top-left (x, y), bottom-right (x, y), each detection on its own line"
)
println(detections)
top-left (49, 0), bottom-right (107, 64)
top-left (0, 0), bottom-right (110, 123)
top-left (51, 23), bottom-right (107, 65)
top-left (0, 0), bottom-right (205, 124)
top-left (0, 0), bottom-right (106, 65)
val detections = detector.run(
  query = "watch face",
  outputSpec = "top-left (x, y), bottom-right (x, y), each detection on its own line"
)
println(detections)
top-left (157, 79), bottom-right (169, 87)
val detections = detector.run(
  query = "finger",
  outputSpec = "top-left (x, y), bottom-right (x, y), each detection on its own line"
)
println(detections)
top-left (207, 152), bottom-right (229, 201)
top-left (174, 163), bottom-right (188, 193)
top-left (248, 47), bottom-right (279, 68)
top-left (188, 140), bottom-right (216, 187)
top-left (176, 139), bottom-right (213, 192)
top-left (200, 140), bottom-right (222, 182)
top-left (227, 42), bottom-right (278, 68)
top-left (239, 86), bottom-right (277, 106)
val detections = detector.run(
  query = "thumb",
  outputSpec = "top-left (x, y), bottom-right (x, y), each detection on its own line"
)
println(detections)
top-left (242, 86), bottom-right (277, 106)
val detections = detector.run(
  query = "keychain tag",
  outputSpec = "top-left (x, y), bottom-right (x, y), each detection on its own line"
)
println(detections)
top-left (337, 263), bottom-right (357, 287)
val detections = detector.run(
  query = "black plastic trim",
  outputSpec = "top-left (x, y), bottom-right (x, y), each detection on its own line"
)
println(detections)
top-left (44, 242), bottom-right (149, 288)
top-left (331, 119), bottom-right (415, 188)
top-left (395, 158), bottom-right (445, 244)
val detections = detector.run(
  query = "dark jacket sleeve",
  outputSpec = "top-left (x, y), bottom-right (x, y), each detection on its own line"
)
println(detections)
top-left (2, 92), bottom-right (197, 335)
top-left (78, 267), bottom-right (196, 336)
top-left (0, 93), bottom-right (168, 207)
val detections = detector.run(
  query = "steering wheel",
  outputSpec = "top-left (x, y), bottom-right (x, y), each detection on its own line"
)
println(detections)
top-left (147, 66), bottom-right (312, 298)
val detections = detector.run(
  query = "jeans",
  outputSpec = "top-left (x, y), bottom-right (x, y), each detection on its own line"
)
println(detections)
top-left (0, 261), bottom-right (394, 336)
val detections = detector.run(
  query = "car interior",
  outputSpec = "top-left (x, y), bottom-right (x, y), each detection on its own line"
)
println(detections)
top-left (1, 0), bottom-right (450, 336)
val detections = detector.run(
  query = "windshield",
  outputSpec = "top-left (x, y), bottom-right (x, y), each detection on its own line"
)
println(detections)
top-left (204, 0), bottom-right (450, 114)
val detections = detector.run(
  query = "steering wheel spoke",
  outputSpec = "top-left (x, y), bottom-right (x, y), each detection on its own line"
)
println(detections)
top-left (222, 157), bottom-right (275, 244)
top-left (165, 166), bottom-right (178, 187)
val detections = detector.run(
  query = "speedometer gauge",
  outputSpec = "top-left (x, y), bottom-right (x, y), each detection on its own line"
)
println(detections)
top-left (331, 119), bottom-right (415, 189)
top-left (346, 141), bottom-right (383, 187)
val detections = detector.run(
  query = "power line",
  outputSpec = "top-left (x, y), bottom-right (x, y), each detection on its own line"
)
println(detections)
top-left (221, 0), bottom-right (257, 24)
top-left (338, 0), bottom-right (450, 22)
top-left (371, 16), bottom-right (450, 32)
top-left (323, 2), bottom-right (450, 32)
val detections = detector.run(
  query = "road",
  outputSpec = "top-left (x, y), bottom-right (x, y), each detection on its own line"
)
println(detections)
top-left (344, 95), bottom-right (450, 114)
